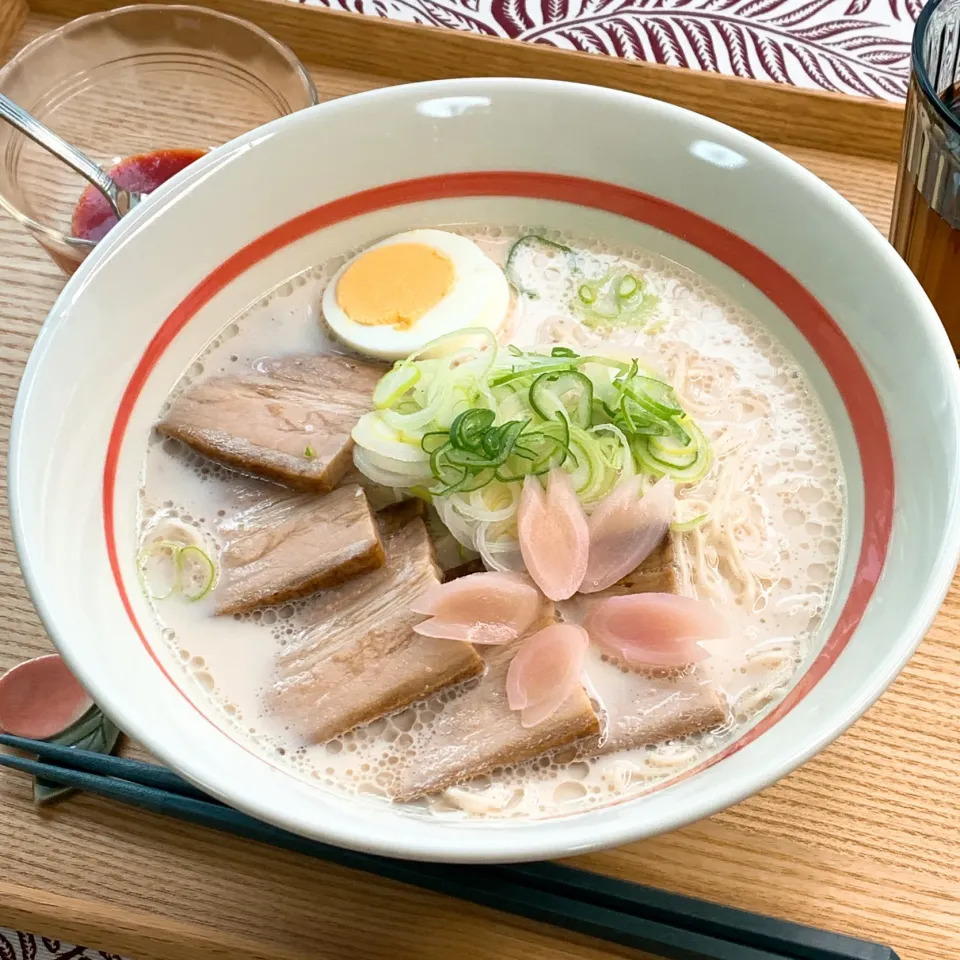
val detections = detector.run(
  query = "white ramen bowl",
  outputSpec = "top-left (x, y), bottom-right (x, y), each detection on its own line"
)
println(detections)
top-left (10, 79), bottom-right (960, 863)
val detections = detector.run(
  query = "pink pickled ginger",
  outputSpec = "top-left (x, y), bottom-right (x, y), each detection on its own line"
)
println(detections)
top-left (580, 476), bottom-right (675, 594)
top-left (584, 593), bottom-right (728, 668)
top-left (517, 469), bottom-right (589, 601)
top-left (506, 623), bottom-right (589, 728)
top-left (412, 571), bottom-right (541, 644)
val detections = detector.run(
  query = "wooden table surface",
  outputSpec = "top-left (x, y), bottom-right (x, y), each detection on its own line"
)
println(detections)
top-left (1, 7), bottom-right (959, 960)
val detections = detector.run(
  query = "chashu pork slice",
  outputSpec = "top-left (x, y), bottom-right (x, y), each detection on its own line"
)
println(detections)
top-left (216, 484), bottom-right (384, 616)
top-left (158, 354), bottom-right (384, 493)
top-left (267, 515), bottom-right (483, 744)
top-left (393, 606), bottom-right (600, 802)
top-left (610, 529), bottom-right (682, 596)
top-left (579, 667), bottom-right (727, 758)
top-left (337, 465), bottom-right (408, 512)
top-left (580, 529), bottom-right (727, 756)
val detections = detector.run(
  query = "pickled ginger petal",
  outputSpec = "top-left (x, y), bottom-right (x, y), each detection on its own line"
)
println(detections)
top-left (584, 594), bottom-right (727, 668)
top-left (411, 572), bottom-right (542, 644)
top-left (581, 476), bottom-right (675, 594)
top-left (410, 571), bottom-right (537, 619)
top-left (517, 469), bottom-right (589, 601)
top-left (506, 623), bottom-right (589, 728)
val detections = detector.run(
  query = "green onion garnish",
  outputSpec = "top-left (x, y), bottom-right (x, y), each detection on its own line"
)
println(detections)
top-left (505, 235), bottom-right (576, 299)
top-left (617, 274), bottom-right (639, 299)
top-left (574, 269), bottom-right (658, 330)
top-left (349, 246), bottom-right (711, 506)
top-left (529, 370), bottom-right (593, 428)
top-left (137, 540), bottom-right (217, 603)
top-left (178, 545), bottom-right (217, 602)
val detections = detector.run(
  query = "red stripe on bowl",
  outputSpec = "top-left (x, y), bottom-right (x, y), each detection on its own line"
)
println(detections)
top-left (102, 171), bottom-right (895, 792)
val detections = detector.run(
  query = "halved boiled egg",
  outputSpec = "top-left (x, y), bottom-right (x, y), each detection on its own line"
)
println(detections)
top-left (321, 229), bottom-right (510, 361)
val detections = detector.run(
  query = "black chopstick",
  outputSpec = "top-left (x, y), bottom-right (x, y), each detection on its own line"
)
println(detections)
top-left (0, 739), bottom-right (899, 960)
top-left (0, 751), bottom-right (780, 960)
top-left (0, 732), bottom-right (217, 803)
top-left (498, 862), bottom-right (896, 960)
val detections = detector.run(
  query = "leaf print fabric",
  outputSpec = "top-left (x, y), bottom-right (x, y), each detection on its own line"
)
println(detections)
top-left (0, 931), bottom-right (130, 960)
top-left (299, 0), bottom-right (922, 99)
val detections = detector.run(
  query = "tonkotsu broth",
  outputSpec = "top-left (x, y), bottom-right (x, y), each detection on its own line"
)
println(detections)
top-left (138, 226), bottom-right (846, 820)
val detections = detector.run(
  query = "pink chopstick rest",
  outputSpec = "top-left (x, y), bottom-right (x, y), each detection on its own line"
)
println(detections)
top-left (0, 654), bottom-right (94, 740)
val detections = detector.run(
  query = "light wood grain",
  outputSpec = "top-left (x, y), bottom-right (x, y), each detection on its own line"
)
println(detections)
top-left (32, 0), bottom-right (908, 162)
top-left (0, 5), bottom-right (957, 960)
top-left (0, 0), bottom-right (28, 55)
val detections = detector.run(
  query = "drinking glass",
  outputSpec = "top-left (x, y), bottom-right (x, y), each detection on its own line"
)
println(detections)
top-left (890, 0), bottom-right (960, 351)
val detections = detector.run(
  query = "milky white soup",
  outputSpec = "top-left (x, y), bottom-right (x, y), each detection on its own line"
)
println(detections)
top-left (137, 226), bottom-right (845, 820)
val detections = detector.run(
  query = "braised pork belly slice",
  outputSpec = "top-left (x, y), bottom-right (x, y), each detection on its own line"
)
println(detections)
top-left (267, 515), bottom-right (483, 744)
top-left (392, 606), bottom-right (600, 802)
top-left (158, 354), bottom-right (383, 493)
top-left (216, 484), bottom-right (384, 616)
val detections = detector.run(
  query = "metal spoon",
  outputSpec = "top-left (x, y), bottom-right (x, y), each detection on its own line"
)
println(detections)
top-left (0, 92), bottom-right (144, 222)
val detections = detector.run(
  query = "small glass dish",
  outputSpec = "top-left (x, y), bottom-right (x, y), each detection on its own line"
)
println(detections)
top-left (0, 4), bottom-right (318, 274)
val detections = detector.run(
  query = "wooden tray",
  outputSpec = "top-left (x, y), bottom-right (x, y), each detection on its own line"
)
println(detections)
top-left (1, 2), bottom-right (957, 959)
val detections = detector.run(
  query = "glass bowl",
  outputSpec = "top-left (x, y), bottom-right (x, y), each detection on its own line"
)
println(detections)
top-left (0, 4), bottom-right (318, 274)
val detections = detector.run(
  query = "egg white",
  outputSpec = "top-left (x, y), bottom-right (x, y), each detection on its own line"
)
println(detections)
top-left (321, 229), bottom-right (510, 361)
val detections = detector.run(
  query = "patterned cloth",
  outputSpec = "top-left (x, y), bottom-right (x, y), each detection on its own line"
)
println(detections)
top-left (0, 933), bottom-right (122, 960)
top-left (304, 0), bottom-right (922, 99)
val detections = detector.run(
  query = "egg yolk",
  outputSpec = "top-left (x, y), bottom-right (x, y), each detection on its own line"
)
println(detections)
top-left (336, 243), bottom-right (455, 328)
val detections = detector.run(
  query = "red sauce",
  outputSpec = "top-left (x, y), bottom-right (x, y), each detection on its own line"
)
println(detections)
top-left (71, 147), bottom-right (207, 243)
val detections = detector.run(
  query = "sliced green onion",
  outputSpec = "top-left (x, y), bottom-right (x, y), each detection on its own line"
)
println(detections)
top-left (618, 274), bottom-right (639, 299)
top-left (632, 417), bottom-right (712, 484)
top-left (573, 269), bottom-right (659, 330)
top-left (565, 426), bottom-right (614, 502)
top-left (529, 370), bottom-right (593, 428)
top-left (429, 441), bottom-right (461, 487)
top-left (137, 540), bottom-right (183, 601)
top-left (353, 411), bottom-right (431, 464)
top-left (178, 545), bottom-right (216, 602)
top-left (505, 235), bottom-right (575, 299)
top-left (590, 422), bottom-right (635, 478)
top-left (137, 539), bottom-right (217, 603)
top-left (620, 376), bottom-right (683, 419)
top-left (426, 415), bottom-right (540, 495)
top-left (439, 466), bottom-right (497, 495)
top-left (304, 445), bottom-right (316, 459)
top-left (577, 354), bottom-right (631, 374)
top-left (373, 361), bottom-right (421, 408)
top-left (649, 428), bottom-right (699, 467)
top-left (618, 394), bottom-right (669, 436)
top-left (566, 439), bottom-right (593, 494)
top-left (450, 408), bottom-right (495, 451)
top-left (420, 431), bottom-right (449, 455)
top-left (407, 326), bottom-right (497, 363)
top-left (590, 399), bottom-right (613, 425)
top-left (445, 447), bottom-right (502, 469)
top-left (348, 253), bottom-right (712, 525)
top-left (672, 512), bottom-right (710, 532)
top-left (489, 359), bottom-right (575, 387)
